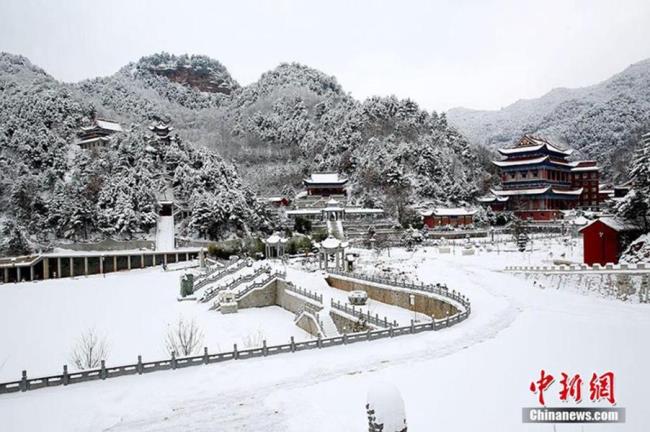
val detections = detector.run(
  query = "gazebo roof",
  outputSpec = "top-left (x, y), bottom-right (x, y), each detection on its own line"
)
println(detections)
top-left (318, 236), bottom-right (348, 250)
top-left (265, 233), bottom-right (287, 244)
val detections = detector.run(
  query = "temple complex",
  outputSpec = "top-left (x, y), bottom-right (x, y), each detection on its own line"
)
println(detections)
top-left (479, 135), bottom-right (601, 220)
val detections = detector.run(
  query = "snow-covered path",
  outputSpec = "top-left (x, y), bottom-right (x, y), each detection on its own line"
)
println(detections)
top-left (155, 216), bottom-right (174, 251)
top-left (2, 245), bottom-right (649, 431)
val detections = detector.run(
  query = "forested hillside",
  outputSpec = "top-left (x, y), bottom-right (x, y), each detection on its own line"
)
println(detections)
top-left (448, 59), bottom-right (650, 181)
top-left (0, 51), bottom-right (484, 253)
top-left (0, 53), bottom-right (267, 254)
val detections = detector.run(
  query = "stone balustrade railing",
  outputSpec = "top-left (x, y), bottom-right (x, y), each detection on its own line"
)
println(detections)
top-left (505, 262), bottom-right (649, 273)
top-left (330, 299), bottom-right (399, 328)
top-left (327, 270), bottom-right (471, 312)
top-left (0, 273), bottom-right (470, 395)
top-left (193, 260), bottom-right (248, 291)
top-left (234, 270), bottom-right (286, 300)
top-left (200, 266), bottom-right (271, 303)
top-left (284, 282), bottom-right (323, 303)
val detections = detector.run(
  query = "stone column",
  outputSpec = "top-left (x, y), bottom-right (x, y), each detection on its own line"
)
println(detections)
top-left (57, 258), bottom-right (61, 278)
top-left (127, 255), bottom-right (131, 270)
top-left (4, 268), bottom-right (8, 283)
top-left (175, 253), bottom-right (179, 263)
top-left (99, 257), bottom-right (103, 274)
top-left (43, 258), bottom-right (49, 280)
top-left (113, 256), bottom-right (117, 272)
top-left (335, 250), bottom-right (340, 270)
top-left (29, 266), bottom-right (34, 282)
top-left (16, 267), bottom-right (21, 282)
top-left (141, 254), bottom-right (145, 268)
top-left (164, 254), bottom-right (168, 265)
top-left (152, 254), bottom-right (156, 266)
top-left (69, 257), bottom-right (74, 277)
top-left (84, 257), bottom-right (89, 276)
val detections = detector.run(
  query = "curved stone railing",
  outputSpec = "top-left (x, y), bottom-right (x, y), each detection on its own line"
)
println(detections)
top-left (0, 271), bottom-right (471, 395)
top-left (327, 269), bottom-right (471, 313)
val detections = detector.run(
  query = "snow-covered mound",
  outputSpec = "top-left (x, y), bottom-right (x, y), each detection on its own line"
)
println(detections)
top-left (621, 233), bottom-right (650, 264)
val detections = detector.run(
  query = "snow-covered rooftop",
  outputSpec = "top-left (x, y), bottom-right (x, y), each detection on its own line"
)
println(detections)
top-left (579, 217), bottom-right (643, 233)
top-left (304, 173), bottom-right (347, 185)
top-left (95, 119), bottom-right (123, 132)
top-left (318, 236), bottom-right (348, 249)
top-left (265, 233), bottom-right (287, 244)
top-left (497, 135), bottom-right (573, 156)
top-left (420, 208), bottom-right (477, 217)
top-left (490, 187), bottom-right (583, 197)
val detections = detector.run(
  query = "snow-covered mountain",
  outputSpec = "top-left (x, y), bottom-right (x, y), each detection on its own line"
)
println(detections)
top-left (448, 59), bottom-right (650, 181)
top-left (0, 52), bottom-right (485, 253)
top-left (0, 53), bottom-right (268, 254)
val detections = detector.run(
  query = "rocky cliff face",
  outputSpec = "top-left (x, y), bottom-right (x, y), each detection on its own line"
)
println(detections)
top-left (148, 65), bottom-right (236, 94)
top-left (137, 52), bottom-right (239, 95)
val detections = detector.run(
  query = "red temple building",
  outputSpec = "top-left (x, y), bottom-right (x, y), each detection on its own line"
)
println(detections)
top-left (479, 135), bottom-right (601, 220)
top-left (303, 173), bottom-right (348, 197)
top-left (420, 208), bottom-right (477, 228)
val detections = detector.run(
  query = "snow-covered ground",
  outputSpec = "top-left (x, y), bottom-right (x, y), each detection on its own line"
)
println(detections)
top-left (1, 237), bottom-right (649, 431)
top-left (0, 265), bottom-right (310, 382)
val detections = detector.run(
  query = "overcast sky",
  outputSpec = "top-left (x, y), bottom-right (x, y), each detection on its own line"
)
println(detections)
top-left (1, 0), bottom-right (650, 112)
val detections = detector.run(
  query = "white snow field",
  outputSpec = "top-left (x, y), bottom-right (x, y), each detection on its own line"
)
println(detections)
top-left (155, 215), bottom-right (175, 250)
top-left (0, 264), bottom-right (311, 382)
top-left (1, 238), bottom-right (649, 431)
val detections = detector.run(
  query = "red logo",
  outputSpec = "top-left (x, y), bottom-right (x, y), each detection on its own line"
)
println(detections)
top-left (530, 370), bottom-right (616, 406)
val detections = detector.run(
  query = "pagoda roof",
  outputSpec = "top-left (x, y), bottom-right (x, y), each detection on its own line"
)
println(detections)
top-left (491, 187), bottom-right (583, 197)
top-left (492, 155), bottom-right (574, 168)
top-left (477, 195), bottom-right (509, 203)
top-left (81, 119), bottom-right (123, 133)
top-left (498, 135), bottom-right (573, 156)
top-left (77, 136), bottom-right (111, 146)
top-left (149, 123), bottom-right (174, 132)
top-left (304, 173), bottom-right (348, 185)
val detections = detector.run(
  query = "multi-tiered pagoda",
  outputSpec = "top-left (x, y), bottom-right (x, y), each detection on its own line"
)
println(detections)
top-left (479, 135), bottom-right (601, 220)
top-left (148, 122), bottom-right (175, 144)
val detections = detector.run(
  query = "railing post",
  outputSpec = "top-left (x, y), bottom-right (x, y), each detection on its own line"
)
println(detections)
top-left (203, 347), bottom-right (209, 365)
top-left (137, 355), bottom-right (143, 374)
top-left (389, 326), bottom-right (394, 337)
top-left (233, 344), bottom-right (239, 359)
top-left (100, 360), bottom-right (106, 380)
top-left (62, 364), bottom-right (69, 385)
top-left (290, 336), bottom-right (296, 352)
top-left (317, 334), bottom-right (322, 348)
top-left (367, 329), bottom-right (372, 341)
top-left (410, 319), bottom-right (415, 333)
top-left (343, 333), bottom-right (347, 344)
top-left (263, 340), bottom-right (268, 356)
top-left (171, 351), bottom-right (177, 369)
top-left (20, 370), bottom-right (27, 392)
top-left (384, 317), bottom-right (388, 327)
